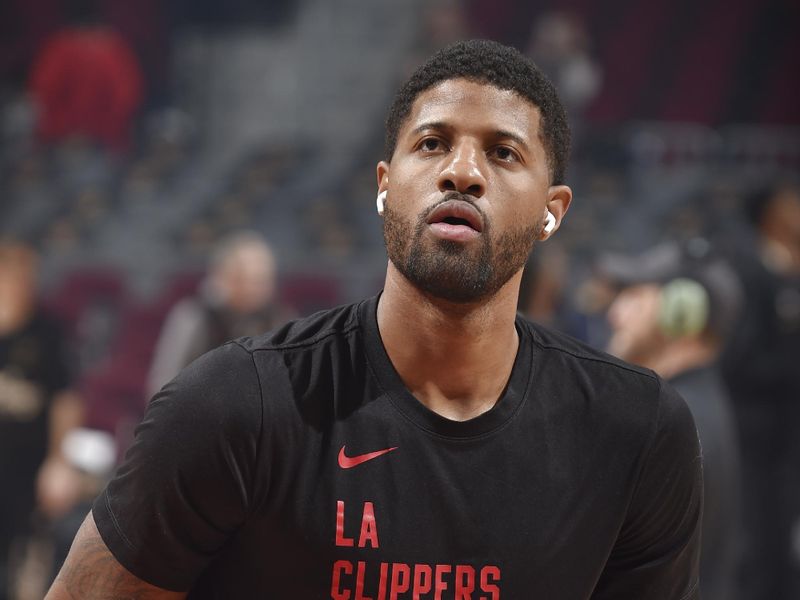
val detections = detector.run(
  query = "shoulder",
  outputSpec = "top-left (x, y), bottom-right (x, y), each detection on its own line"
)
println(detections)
top-left (233, 300), bottom-right (362, 355)
top-left (151, 340), bottom-right (264, 440)
top-left (518, 317), bottom-right (693, 443)
top-left (520, 316), bottom-right (659, 390)
top-left (218, 300), bottom-right (367, 432)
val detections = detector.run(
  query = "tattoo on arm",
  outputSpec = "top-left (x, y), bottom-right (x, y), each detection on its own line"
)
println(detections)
top-left (46, 512), bottom-right (186, 600)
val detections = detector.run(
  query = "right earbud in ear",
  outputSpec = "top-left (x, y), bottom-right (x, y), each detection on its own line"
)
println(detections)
top-left (543, 211), bottom-right (556, 234)
top-left (376, 191), bottom-right (387, 216)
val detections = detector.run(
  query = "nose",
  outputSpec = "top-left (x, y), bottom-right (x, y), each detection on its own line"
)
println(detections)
top-left (437, 141), bottom-right (487, 198)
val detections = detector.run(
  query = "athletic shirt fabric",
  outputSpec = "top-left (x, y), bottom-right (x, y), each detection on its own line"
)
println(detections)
top-left (93, 294), bottom-right (702, 599)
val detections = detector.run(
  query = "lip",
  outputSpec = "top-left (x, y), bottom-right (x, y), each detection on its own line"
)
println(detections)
top-left (426, 199), bottom-right (484, 233)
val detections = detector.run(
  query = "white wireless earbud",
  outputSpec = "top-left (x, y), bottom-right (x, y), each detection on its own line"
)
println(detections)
top-left (376, 190), bottom-right (387, 216)
top-left (543, 211), bottom-right (556, 234)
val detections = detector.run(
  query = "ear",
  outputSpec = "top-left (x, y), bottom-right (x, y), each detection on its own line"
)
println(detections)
top-left (540, 185), bottom-right (573, 240)
top-left (376, 161), bottom-right (390, 193)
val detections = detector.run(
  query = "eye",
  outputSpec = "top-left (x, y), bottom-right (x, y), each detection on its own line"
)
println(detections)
top-left (417, 137), bottom-right (447, 153)
top-left (490, 146), bottom-right (520, 163)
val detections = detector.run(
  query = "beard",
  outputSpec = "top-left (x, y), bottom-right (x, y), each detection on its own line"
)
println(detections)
top-left (383, 197), bottom-right (541, 304)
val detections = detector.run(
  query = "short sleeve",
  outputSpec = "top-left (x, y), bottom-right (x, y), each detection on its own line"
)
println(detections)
top-left (92, 341), bottom-right (263, 591)
top-left (592, 379), bottom-right (703, 599)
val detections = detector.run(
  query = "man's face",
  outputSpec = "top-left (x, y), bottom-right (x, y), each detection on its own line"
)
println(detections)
top-left (606, 284), bottom-right (665, 365)
top-left (377, 78), bottom-right (570, 304)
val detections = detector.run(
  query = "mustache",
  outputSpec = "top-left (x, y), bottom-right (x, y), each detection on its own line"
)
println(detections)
top-left (441, 190), bottom-right (479, 206)
top-left (421, 191), bottom-right (485, 220)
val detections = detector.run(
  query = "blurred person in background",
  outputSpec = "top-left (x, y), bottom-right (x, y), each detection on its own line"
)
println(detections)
top-left (602, 239), bottom-right (744, 600)
top-left (146, 231), bottom-right (294, 399)
top-left (403, 0), bottom-right (469, 78)
top-left (721, 183), bottom-right (800, 600)
top-left (517, 241), bottom-right (588, 341)
top-left (28, 15), bottom-right (144, 153)
top-left (0, 240), bottom-right (83, 600)
top-left (526, 11), bottom-right (601, 136)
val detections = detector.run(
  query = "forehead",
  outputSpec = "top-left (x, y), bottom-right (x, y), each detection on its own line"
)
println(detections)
top-left (403, 78), bottom-right (543, 145)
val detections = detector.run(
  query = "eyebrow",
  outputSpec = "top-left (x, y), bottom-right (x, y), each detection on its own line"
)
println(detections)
top-left (410, 121), bottom-right (449, 137)
top-left (492, 129), bottom-right (530, 152)
top-left (410, 122), bottom-right (530, 152)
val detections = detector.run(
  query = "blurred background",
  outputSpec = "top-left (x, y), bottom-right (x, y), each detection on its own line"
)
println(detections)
top-left (0, 0), bottom-right (798, 598)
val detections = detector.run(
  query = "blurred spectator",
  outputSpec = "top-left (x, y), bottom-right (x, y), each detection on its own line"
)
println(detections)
top-left (721, 183), bottom-right (800, 600)
top-left (601, 239), bottom-right (744, 600)
top-left (168, 0), bottom-right (297, 28)
top-left (0, 240), bottom-right (83, 600)
top-left (404, 0), bottom-right (470, 76)
top-left (146, 231), bottom-right (294, 398)
top-left (526, 11), bottom-right (601, 126)
top-left (571, 267), bottom-right (618, 350)
top-left (517, 242), bottom-right (587, 341)
top-left (28, 23), bottom-right (144, 152)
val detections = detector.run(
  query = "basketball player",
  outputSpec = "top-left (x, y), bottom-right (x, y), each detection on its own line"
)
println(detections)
top-left (46, 40), bottom-right (702, 599)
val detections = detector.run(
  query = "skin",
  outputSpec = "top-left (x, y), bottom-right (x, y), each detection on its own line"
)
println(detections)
top-left (46, 513), bottom-right (186, 600)
top-left (45, 77), bottom-right (572, 595)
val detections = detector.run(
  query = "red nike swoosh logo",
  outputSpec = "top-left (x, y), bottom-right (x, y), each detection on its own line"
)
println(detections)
top-left (338, 445), bottom-right (398, 469)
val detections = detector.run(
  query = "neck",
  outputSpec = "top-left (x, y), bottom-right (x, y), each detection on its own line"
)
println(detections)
top-left (377, 262), bottom-right (521, 421)
top-left (641, 337), bottom-right (717, 380)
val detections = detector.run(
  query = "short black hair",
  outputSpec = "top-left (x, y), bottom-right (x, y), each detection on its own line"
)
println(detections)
top-left (384, 39), bottom-right (571, 185)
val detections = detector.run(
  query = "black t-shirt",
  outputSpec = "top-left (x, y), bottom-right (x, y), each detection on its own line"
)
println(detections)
top-left (93, 295), bottom-right (702, 599)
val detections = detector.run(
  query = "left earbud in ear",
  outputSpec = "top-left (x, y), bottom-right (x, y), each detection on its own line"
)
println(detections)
top-left (376, 191), bottom-right (387, 216)
top-left (543, 211), bottom-right (556, 234)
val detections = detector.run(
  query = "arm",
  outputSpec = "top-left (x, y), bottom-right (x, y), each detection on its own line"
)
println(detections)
top-left (54, 342), bottom-right (262, 593)
top-left (45, 511), bottom-right (186, 600)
